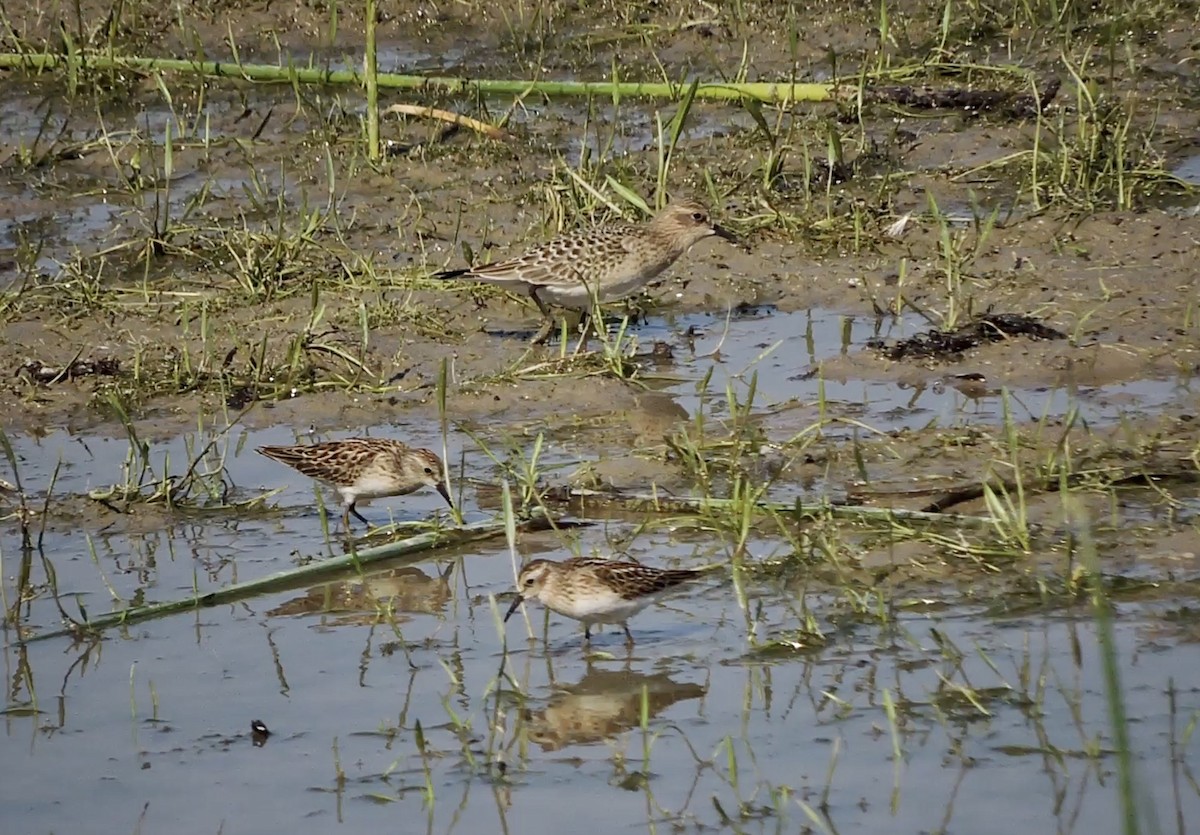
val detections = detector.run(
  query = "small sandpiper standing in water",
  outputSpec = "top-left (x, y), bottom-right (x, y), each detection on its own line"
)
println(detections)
top-left (257, 438), bottom-right (452, 530)
top-left (434, 200), bottom-right (737, 344)
top-left (504, 557), bottom-right (710, 646)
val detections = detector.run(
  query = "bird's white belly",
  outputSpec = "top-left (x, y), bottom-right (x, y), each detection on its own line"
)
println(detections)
top-left (340, 474), bottom-right (412, 502)
top-left (547, 593), bottom-right (651, 624)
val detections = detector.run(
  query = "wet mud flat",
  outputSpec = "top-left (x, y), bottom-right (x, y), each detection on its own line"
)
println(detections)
top-left (2, 0), bottom-right (1200, 833)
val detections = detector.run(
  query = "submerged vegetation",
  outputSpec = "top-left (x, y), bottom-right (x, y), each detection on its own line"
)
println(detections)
top-left (1, 0), bottom-right (1199, 832)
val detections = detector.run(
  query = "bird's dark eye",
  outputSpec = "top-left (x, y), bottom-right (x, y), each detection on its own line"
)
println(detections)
top-left (423, 467), bottom-right (434, 475)
top-left (692, 212), bottom-right (705, 222)
top-left (523, 577), bottom-right (537, 587)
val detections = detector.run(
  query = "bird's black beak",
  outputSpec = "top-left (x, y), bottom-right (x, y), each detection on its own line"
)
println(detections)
top-left (504, 594), bottom-right (524, 622)
top-left (712, 223), bottom-right (738, 244)
top-left (436, 481), bottom-right (453, 508)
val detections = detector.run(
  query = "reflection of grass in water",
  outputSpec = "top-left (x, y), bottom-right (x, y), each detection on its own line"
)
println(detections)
top-left (1076, 499), bottom-right (1143, 834)
top-left (0, 427), bottom-right (54, 635)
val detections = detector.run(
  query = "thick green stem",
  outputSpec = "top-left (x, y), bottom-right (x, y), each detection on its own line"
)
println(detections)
top-left (21, 511), bottom-right (552, 642)
top-left (0, 51), bottom-right (837, 103)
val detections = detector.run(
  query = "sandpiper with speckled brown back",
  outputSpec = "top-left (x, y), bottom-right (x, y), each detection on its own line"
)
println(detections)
top-left (504, 556), bottom-right (712, 646)
top-left (435, 200), bottom-right (736, 343)
top-left (257, 438), bottom-right (452, 530)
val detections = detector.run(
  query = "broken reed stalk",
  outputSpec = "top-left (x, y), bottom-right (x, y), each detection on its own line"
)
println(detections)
top-left (0, 52), bottom-right (837, 103)
top-left (23, 511), bottom-right (552, 643)
top-left (545, 487), bottom-right (998, 529)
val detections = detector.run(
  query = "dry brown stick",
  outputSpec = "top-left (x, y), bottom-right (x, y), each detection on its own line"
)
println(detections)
top-left (383, 103), bottom-right (510, 141)
top-left (922, 463), bottom-right (1200, 514)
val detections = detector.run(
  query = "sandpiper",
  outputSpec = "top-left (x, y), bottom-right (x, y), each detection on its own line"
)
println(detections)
top-left (434, 199), bottom-right (737, 344)
top-left (257, 438), bottom-right (452, 529)
top-left (504, 556), bottom-right (709, 646)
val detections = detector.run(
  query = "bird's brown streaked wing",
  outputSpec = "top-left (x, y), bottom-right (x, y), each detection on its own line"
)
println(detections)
top-left (449, 226), bottom-right (635, 287)
top-left (257, 447), bottom-right (332, 480)
top-left (593, 562), bottom-right (701, 599)
top-left (257, 445), bottom-right (302, 466)
top-left (468, 258), bottom-right (566, 286)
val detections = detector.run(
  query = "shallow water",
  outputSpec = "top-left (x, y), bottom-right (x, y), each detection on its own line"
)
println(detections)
top-left (648, 307), bottom-right (1196, 435)
top-left (4, 410), bottom-right (1200, 833)
top-left (1, 279), bottom-right (1197, 835)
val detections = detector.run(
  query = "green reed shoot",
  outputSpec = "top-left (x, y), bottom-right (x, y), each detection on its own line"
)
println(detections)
top-left (497, 478), bottom-right (534, 649)
top-left (414, 720), bottom-right (436, 806)
top-left (331, 737), bottom-right (346, 788)
top-left (653, 78), bottom-right (699, 209)
top-left (639, 684), bottom-right (653, 768)
top-left (436, 358), bottom-right (464, 525)
top-left (364, 0), bottom-right (379, 160)
top-left (882, 687), bottom-right (903, 812)
top-left (981, 390), bottom-right (1032, 552)
top-left (795, 797), bottom-right (837, 835)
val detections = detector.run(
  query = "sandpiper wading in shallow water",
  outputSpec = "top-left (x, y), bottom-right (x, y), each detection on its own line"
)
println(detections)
top-left (257, 438), bottom-right (452, 530)
top-left (435, 199), bottom-right (737, 344)
top-left (504, 557), bottom-right (710, 646)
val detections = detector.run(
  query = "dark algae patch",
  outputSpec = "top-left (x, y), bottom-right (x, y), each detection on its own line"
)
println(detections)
top-left (871, 314), bottom-right (1068, 361)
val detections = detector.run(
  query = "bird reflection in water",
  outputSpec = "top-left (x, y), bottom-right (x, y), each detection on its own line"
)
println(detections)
top-left (266, 564), bottom-right (453, 626)
top-left (522, 667), bottom-right (705, 751)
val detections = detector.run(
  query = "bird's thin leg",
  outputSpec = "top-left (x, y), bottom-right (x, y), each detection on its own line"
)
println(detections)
top-left (529, 287), bottom-right (557, 345)
top-left (531, 318), bottom-right (556, 345)
top-left (349, 503), bottom-right (373, 529)
top-left (622, 624), bottom-right (635, 647)
top-left (583, 624), bottom-right (592, 644)
top-left (529, 285), bottom-right (553, 317)
top-left (341, 506), bottom-right (352, 531)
